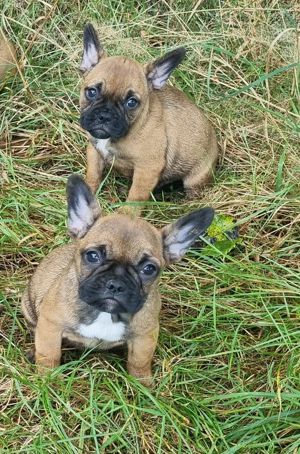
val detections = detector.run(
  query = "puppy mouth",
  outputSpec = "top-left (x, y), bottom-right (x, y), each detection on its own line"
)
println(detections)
top-left (80, 293), bottom-right (135, 314)
top-left (87, 127), bottom-right (111, 140)
top-left (80, 110), bottom-right (129, 140)
top-left (97, 298), bottom-right (121, 313)
top-left (82, 296), bottom-right (121, 313)
top-left (80, 293), bottom-right (145, 315)
top-left (85, 125), bottom-right (128, 140)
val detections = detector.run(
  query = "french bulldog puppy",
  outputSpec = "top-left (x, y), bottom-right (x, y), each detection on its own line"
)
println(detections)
top-left (22, 175), bottom-right (214, 385)
top-left (79, 24), bottom-right (218, 203)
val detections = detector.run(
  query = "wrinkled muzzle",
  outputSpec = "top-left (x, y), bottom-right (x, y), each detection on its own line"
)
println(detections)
top-left (79, 264), bottom-right (146, 314)
top-left (80, 102), bottom-right (129, 139)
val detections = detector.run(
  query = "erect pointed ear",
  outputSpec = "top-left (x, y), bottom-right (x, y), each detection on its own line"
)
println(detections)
top-left (66, 175), bottom-right (101, 239)
top-left (79, 23), bottom-right (104, 74)
top-left (162, 207), bottom-right (214, 264)
top-left (145, 47), bottom-right (186, 89)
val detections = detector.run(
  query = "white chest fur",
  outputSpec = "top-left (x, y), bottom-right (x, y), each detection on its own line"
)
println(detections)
top-left (77, 312), bottom-right (126, 342)
top-left (94, 138), bottom-right (116, 160)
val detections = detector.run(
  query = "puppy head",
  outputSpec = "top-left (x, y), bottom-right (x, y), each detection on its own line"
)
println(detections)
top-left (79, 23), bottom-right (186, 140)
top-left (67, 175), bottom-right (214, 315)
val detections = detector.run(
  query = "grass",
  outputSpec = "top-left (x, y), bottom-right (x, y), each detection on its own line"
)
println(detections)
top-left (1, 0), bottom-right (300, 452)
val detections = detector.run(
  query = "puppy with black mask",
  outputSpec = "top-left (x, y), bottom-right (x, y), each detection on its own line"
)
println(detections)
top-left (79, 24), bottom-right (218, 205)
top-left (22, 175), bottom-right (214, 385)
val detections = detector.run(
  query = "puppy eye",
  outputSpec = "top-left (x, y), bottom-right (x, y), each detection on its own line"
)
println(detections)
top-left (85, 87), bottom-right (98, 101)
top-left (85, 250), bottom-right (102, 264)
top-left (126, 97), bottom-right (138, 109)
top-left (141, 263), bottom-right (157, 276)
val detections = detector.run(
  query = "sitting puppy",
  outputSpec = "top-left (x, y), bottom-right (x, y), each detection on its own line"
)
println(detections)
top-left (22, 175), bottom-right (214, 385)
top-left (79, 24), bottom-right (218, 203)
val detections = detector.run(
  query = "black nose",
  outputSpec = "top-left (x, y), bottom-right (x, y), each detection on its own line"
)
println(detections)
top-left (106, 279), bottom-right (125, 294)
top-left (97, 110), bottom-right (112, 124)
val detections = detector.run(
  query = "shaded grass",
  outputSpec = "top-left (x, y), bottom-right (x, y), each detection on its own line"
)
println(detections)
top-left (1, 0), bottom-right (300, 452)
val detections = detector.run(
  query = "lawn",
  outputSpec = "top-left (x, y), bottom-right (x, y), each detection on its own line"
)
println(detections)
top-left (1, 1), bottom-right (300, 453)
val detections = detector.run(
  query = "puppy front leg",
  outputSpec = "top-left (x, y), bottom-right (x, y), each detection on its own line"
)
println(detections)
top-left (86, 142), bottom-right (105, 193)
top-left (127, 167), bottom-right (160, 202)
top-left (121, 167), bottom-right (161, 216)
top-left (127, 326), bottom-right (159, 386)
top-left (35, 315), bottom-right (62, 373)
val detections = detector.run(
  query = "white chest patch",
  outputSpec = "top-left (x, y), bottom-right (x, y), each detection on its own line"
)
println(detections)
top-left (95, 138), bottom-right (116, 160)
top-left (77, 312), bottom-right (126, 342)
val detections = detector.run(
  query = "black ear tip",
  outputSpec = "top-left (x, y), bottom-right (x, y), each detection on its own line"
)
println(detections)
top-left (177, 47), bottom-right (187, 57)
top-left (156, 46), bottom-right (186, 65)
top-left (186, 206), bottom-right (214, 229)
top-left (66, 174), bottom-right (91, 197)
top-left (176, 206), bottom-right (214, 231)
top-left (202, 206), bottom-right (215, 216)
top-left (84, 23), bottom-right (95, 33)
top-left (200, 207), bottom-right (215, 224)
top-left (83, 22), bottom-right (100, 47)
top-left (171, 46), bottom-right (186, 63)
top-left (67, 174), bottom-right (85, 190)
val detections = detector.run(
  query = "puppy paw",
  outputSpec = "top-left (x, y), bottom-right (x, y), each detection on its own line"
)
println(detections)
top-left (35, 353), bottom-right (60, 373)
top-left (128, 366), bottom-right (153, 387)
top-left (137, 375), bottom-right (153, 388)
top-left (185, 187), bottom-right (202, 201)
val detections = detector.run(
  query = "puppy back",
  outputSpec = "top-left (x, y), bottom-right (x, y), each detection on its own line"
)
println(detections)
top-left (21, 243), bottom-right (76, 327)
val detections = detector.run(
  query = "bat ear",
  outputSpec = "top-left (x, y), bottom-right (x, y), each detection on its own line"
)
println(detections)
top-left (145, 47), bottom-right (186, 89)
top-left (66, 175), bottom-right (101, 239)
top-left (79, 23), bottom-right (104, 74)
top-left (161, 207), bottom-right (214, 263)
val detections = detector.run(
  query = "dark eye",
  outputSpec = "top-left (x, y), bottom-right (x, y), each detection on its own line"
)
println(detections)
top-left (126, 97), bottom-right (138, 109)
top-left (85, 87), bottom-right (98, 101)
top-left (141, 263), bottom-right (157, 276)
top-left (85, 250), bottom-right (102, 264)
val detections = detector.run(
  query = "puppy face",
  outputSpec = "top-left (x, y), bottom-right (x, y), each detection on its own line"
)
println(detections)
top-left (79, 24), bottom-right (186, 140)
top-left (80, 57), bottom-right (148, 140)
top-left (67, 175), bottom-right (214, 316)
top-left (77, 215), bottom-right (163, 314)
